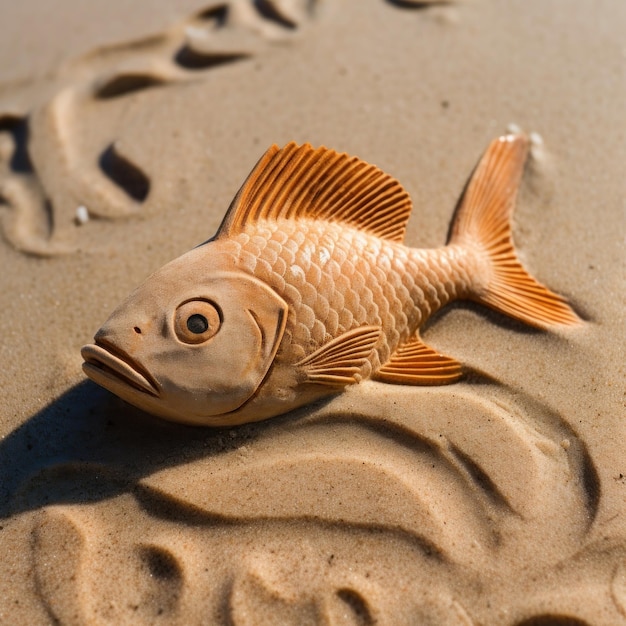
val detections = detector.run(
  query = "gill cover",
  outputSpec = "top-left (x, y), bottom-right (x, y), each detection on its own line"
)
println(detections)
top-left (168, 270), bottom-right (288, 417)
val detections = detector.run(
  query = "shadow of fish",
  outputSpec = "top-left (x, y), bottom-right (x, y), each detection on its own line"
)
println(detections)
top-left (81, 134), bottom-right (580, 426)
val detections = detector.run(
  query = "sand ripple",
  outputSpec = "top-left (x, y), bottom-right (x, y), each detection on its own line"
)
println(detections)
top-left (29, 383), bottom-right (623, 625)
top-left (0, 1), bottom-right (319, 255)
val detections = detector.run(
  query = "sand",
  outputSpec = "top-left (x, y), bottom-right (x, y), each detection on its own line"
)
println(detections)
top-left (0, 0), bottom-right (624, 623)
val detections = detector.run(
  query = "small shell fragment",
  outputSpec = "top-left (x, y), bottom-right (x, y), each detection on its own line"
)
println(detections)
top-left (529, 132), bottom-right (547, 162)
top-left (75, 205), bottom-right (90, 225)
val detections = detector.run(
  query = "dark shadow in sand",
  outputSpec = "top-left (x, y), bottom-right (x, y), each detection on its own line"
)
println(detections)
top-left (386, 0), bottom-right (452, 10)
top-left (0, 379), bottom-right (319, 519)
top-left (0, 357), bottom-right (599, 523)
top-left (0, 114), bottom-right (32, 173)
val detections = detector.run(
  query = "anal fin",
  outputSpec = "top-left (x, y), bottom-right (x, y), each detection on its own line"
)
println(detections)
top-left (297, 326), bottom-right (382, 386)
top-left (375, 334), bottom-right (463, 385)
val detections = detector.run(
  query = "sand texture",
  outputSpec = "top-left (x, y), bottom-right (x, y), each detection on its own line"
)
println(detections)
top-left (0, 0), bottom-right (624, 624)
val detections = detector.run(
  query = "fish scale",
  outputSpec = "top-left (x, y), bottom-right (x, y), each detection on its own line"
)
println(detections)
top-left (223, 218), bottom-right (473, 377)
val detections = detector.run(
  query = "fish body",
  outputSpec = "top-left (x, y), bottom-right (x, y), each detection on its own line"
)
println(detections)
top-left (82, 134), bottom-right (580, 426)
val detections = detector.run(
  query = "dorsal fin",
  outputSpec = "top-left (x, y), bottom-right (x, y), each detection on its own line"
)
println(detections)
top-left (216, 142), bottom-right (413, 242)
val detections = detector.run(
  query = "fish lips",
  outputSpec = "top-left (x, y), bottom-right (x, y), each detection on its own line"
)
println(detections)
top-left (81, 340), bottom-right (159, 398)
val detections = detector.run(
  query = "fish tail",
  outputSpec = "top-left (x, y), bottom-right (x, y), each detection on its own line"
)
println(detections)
top-left (449, 133), bottom-right (581, 329)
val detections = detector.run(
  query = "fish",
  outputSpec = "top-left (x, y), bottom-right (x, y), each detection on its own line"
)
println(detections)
top-left (81, 133), bottom-right (581, 426)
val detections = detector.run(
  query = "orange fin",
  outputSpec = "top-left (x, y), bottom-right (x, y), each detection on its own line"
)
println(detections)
top-left (216, 143), bottom-right (412, 242)
top-left (375, 334), bottom-right (463, 385)
top-left (297, 326), bottom-right (382, 386)
top-left (450, 134), bottom-right (581, 329)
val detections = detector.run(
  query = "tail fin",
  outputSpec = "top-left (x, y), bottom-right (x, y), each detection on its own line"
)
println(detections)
top-left (449, 134), bottom-right (581, 329)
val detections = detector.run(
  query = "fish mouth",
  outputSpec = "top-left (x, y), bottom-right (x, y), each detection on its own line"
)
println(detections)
top-left (81, 339), bottom-right (159, 397)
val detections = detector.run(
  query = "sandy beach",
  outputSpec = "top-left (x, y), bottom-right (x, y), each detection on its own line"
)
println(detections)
top-left (0, 0), bottom-right (624, 623)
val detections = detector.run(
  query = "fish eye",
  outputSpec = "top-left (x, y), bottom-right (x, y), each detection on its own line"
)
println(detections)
top-left (187, 314), bottom-right (208, 334)
top-left (174, 300), bottom-right (221, 344)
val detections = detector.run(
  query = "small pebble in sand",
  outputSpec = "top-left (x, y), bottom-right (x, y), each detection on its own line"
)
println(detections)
top-left (75, 205), bottom-right (90, 225)
top-left (506, 123), bottom-right (522, 135)
top-left (560, 438), bottom-right (571, 450)
top-left (185, 25), bottom-right (209, 41)
top-left (529, 132), bottom-right (547, 161)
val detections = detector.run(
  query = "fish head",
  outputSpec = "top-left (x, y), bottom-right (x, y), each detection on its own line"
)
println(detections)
top-left (81, 246), bottom-right (288, 426)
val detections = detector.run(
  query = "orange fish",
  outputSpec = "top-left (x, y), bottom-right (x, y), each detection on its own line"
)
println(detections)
top-left (81, 134), bottom-right (580, 426)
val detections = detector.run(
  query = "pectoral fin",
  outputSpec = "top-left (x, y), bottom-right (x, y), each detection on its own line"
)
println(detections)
top-left (297, 326), bottom-right (382, 386)
top-left (375, 334), bottom-right (462, 385)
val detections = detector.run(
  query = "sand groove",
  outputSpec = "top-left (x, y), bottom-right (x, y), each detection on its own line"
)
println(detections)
top-left (27, 383), bottom-right (622, 625)
top-left (0, 1), bottom-right (319, 255)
